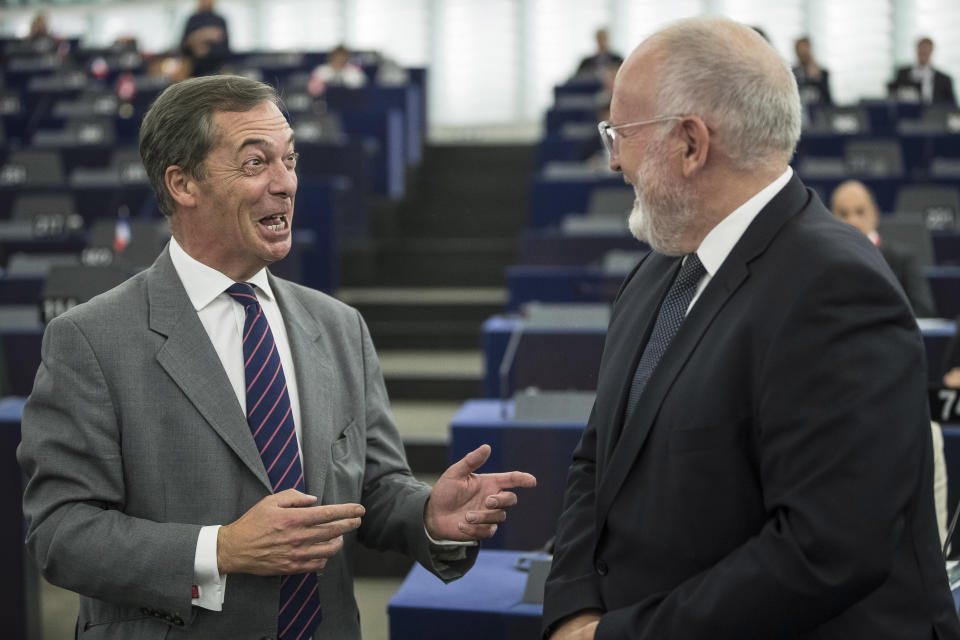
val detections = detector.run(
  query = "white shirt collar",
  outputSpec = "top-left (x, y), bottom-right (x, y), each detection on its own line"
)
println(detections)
top-left (168, 236), bottom-right (275, 311)
top-left (694, 166), bottom-right (793, 276)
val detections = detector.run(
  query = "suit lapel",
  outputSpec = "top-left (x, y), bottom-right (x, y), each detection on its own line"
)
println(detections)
top-left (148, 249), bottom-right (272, 491)
top-left (594, 174), bottom-right (812, 529)
top-left (597, 254), bottom-right (680, 467)
top-left (270, 276), bottom-right (337, 500)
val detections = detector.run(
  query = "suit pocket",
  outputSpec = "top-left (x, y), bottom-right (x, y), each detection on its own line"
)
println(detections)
top-left (329, 419), bottom-right (364, 500)
top-left (332, 419), bottom-right (359, 461)
top-left (668, 424), bottom-right (743, 453)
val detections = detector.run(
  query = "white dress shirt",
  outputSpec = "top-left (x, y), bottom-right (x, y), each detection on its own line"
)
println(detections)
top-left (911, 65), bottom-right (935, 104)
top-left (687, 166), bottom-right (793, 311)
top-left (168, 237), bottom-right (304, 611)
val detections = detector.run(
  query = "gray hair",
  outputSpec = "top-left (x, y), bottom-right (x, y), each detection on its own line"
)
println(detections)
top-left (648, 17), bottom-right (802, 170)
top-left (138, 75), bottom-right (281, 217)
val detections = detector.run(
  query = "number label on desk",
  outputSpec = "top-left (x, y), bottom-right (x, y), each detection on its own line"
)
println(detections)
top-left (932, 389), bottom-right (960, 423)
top-left (42, 297), bottom-right (78, 324)
top-left (0, 164), bottom-right (27, 186)
top-left (32, 213), bottom-right (83, 238)
top-left (81, 247), bottom-right (114, 267)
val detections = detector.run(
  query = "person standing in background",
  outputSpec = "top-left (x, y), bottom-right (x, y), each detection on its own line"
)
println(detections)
top-left (181, 0), bottom-right (230, 77)
top-left (890, 37), bottom-right (956, 106)
top-left (792, 36), bottom-right (832, 106)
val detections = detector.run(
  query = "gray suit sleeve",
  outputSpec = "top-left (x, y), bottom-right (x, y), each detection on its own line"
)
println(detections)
top-left (17, 315), bottom-right (201, 620)
top-left (351, 310), bottom-right (477, 580)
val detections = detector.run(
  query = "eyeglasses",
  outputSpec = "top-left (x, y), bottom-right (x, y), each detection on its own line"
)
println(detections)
top-left (597, 116), bottom-right (684, 160)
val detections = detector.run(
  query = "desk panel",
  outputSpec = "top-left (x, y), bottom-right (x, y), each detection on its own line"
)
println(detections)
top-left (484, 316), bottom-right (953, 399)
top-left (388, 550), bottom-right (542, 639)
top-left (450, 400), bottom-right (583, 550)
top-left (0, 397), bottom-right (38, 640)
top-left (482, 316), bottom-right (605, 398)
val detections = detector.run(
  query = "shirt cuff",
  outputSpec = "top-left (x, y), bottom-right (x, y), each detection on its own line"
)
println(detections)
top-left (424, 525), bottom-right (478, 547)
top-left (192, 525), bottom-right (227, 611)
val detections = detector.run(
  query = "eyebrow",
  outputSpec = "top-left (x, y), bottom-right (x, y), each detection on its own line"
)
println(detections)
top-left (235, 132), bottom-right (296, 155)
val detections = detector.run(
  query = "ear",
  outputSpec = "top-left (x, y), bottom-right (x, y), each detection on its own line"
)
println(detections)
top-left (165, 165), bottom-right (198, 210)
top-left (677, 115), bottom-right (710, 178)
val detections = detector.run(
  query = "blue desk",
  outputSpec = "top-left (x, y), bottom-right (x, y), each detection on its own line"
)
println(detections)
top-left (388, 550), bottom-right (542, 639)
top-left (506, 264), bottom-right (624, 310)
top-left (0, 396), bottom-right (38, 640)
top-left (529, 171), bottom-right (623, 228)
top-left (449, 400), bottom-right (583, 550)
top-left (520, 229), bottom-right (640, 266)
top-left (0, 327), bottom-right (43, 397)
top-left (484, 316), bottom-right (954, 399)
top-left (387, 520), bottom-right (960, 638)
top-left (481, 315), bottom-right (605, 398)
top-left (928, 267), bottom-right (960, 319)
top-left (934, 231), bottom-right (960, 266)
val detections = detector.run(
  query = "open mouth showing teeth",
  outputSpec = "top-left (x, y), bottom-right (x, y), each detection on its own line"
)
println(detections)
top-left (260, 214), bottom-right (288, 232)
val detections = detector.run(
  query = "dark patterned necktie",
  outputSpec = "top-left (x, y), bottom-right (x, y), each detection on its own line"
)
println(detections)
top-left (624, 254), bottom-right (706, 422)
top-left (226, 283), bottom-right (322, 640)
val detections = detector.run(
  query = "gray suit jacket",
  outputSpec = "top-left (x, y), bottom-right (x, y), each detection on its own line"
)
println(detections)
top-left (18, 248), bottom-right (475, 639)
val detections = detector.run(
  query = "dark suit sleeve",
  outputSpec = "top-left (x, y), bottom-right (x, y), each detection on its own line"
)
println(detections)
top-left (882, 244), bottom-right (936, 317)
top-left (938, 72), bottom-right (957, 106)
top-left (899, 253), bottom-right (937, 317)
top-left (821, 69), bottom-right (833, 106)
top-left (541, 403), bottom-right (605, 633)
top-left (594, 260), bottom-right (934, 638)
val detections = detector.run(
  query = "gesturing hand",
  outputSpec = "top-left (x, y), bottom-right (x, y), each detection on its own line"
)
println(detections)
top-left (550, 611), bottom-right (601, 640)
top-left (424, 444), bottom-right (536, 541)
top-left (217, 489), bottom-right (364, 576)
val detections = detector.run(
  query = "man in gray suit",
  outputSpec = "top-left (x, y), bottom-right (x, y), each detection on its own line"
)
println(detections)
top-left (18, 75), bottom-right (536, 639)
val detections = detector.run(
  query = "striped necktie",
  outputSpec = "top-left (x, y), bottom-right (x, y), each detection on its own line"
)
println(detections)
top-left (624, 253), bottom-right (706, 423)
top-left (226, 283), bottom-right (322, 640)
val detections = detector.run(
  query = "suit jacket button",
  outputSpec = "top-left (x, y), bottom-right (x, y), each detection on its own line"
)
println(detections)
top-left (596, 559), bottom-right (608, 576)
top-left (173, 616), bottom-right (184, 626)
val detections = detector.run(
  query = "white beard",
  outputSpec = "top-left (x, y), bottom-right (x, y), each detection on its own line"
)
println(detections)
top-left (626, 139), bottom-right (699, 256)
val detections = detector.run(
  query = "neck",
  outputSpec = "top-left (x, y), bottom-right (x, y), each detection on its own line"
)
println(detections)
top-left (686, 164), bottom-right (786, 249)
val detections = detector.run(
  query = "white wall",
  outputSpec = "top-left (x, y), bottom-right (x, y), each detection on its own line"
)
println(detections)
top-left (0, 0), bottom-right (957, 127)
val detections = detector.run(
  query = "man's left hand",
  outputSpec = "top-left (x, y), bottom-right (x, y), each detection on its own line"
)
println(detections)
top-left (424, 444), bottom-right (536, 541)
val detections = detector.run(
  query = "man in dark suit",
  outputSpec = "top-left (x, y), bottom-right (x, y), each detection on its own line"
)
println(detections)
top-left (576, 28), bottom-right (623, 78)
top-left (544, 17), bottom-right (960, 640)
top-left (890, 37), bottom-right (956, 106)
top-left (831, 179), bottom-right (936, 317)
top-left (18, 75), bottom-right (536, 639)
top-left (792, 36), bottom-right (832, 106)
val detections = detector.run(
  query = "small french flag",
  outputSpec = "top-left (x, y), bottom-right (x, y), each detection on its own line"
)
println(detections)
top-left (113, 216), bottom-right (131, 254)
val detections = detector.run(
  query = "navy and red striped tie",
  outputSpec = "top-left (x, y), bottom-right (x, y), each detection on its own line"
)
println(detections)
top-left (226, 283), bottom-right (321, 640)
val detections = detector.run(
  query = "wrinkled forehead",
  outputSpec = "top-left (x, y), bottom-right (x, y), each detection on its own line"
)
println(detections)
top-left (211, 102), bottom-right (294, 152)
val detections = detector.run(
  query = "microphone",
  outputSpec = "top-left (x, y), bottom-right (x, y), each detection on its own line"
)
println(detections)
top-left (498, 317), bottom-right (525, 420)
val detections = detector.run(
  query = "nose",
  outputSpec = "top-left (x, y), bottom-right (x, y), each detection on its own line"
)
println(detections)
top-left (608, 152), bottom-right (621, 173)
top-left (269, 161), bottom-right (297, 199)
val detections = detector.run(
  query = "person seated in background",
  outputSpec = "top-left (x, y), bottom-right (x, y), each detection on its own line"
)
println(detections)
top-left (831, 179), bottom-right (936, 317)
top-left (793, 36), bottom-right (832, 106)
top-left (181, 0), bottom-right (230, 77)
top-left (889, 37), bottom-right (956, 106)
top-left (308, 44), bottom-right (367, 94)
top-left (575, 28), bottom-right (623, 79)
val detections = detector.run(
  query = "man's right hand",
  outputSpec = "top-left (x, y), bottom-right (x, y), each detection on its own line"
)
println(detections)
top-left (550, 610), bottom-right (602, 640)
top-left (216, 489), bottom-right (364, 576)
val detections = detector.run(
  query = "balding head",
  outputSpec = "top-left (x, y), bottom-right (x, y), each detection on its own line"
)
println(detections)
top-left (831, 180), bottom-right (879, 236)
top-left (616, 17), bottom-right (801, 172)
